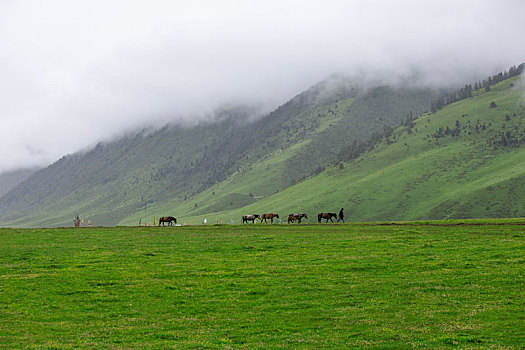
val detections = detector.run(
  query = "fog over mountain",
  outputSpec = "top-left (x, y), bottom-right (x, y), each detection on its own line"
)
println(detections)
top-left (1, 0), bottom-right (524, 173)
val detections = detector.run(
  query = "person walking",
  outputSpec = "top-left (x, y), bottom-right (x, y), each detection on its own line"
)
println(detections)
top-left (337, 208), bottom-right (345, 223)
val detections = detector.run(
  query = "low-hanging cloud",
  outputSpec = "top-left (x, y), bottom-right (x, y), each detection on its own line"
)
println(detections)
top-left (1, 0), bottom-right (524, 173)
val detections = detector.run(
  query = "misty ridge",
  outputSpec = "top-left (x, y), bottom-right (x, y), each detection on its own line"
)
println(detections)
top-left (2, 1), bottom-right (525, 175)
top-left (72, 64), bottom-right (524, 153)
top-left (63, 71), bottom-right (412, 155)
top-left (2, 60), bottom-right (523, 182)
top-left (4, 64), bottom-right (522, 178)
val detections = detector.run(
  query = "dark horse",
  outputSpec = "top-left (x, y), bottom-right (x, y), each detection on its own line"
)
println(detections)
top-left (261, 213), bottom-right (279, 223)
top-left (242, 214), bottom-right (260, 223)
top-left (288, 213), bottom-right (308, 223)
top-left (318, 212), bottom-right (337, 223)
top-left (159, 216), bottom-right (177, 226)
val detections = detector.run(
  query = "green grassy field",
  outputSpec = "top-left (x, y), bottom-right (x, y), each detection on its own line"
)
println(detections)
top-left (1, 221), bottom-right (524, 348)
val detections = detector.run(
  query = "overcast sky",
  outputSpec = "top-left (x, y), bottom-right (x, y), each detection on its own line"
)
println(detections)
top-left (1, 0), bottom-right (524, 173)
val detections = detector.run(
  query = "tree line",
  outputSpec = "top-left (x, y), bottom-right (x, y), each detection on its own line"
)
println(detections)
top-left (430, 63), bottom-right (524, 113)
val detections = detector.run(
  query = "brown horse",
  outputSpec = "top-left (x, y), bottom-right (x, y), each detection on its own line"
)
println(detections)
top-left (287, 213), bottom-right (308, 223)
top-left (159, 216), bottom-right (177, 226)
top-left (261, 213), bottom-right (279, 223)
top-left (242, 214), bottom-right (260, 223)
top-left (318, 212), bottom-right (337, 223)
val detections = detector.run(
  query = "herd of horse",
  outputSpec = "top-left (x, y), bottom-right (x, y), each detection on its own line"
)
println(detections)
top-left (240, 213), bottom-right (306, 224)
top-left (241, 213), bottom-right (308, 224)
top-left (158, 212), bottom-right (341, 226)
top-left (242, 213), bottom-right (282, 223)
top-left (242, 212), bottom-right (341, 224)
top-left (159, 213), bottom-right (337, 226)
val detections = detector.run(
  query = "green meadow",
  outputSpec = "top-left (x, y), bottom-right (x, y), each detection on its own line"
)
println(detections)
top-left (1, 221), bottom-right (524, 348)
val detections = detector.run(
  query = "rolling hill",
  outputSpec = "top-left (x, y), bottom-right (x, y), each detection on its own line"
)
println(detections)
top-left (0, 75), bottom-right (440, 227)
top-left (169, 73), bottom-right (525, 225)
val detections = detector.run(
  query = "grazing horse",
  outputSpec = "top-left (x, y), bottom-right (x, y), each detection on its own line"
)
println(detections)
top-left (159, 216), bottom-right (177, 226)
top-left (242, 214), bottom-right (260, 223)
top-left (261, 213), bottom-right (279, 223)
top-left (318, 212), bottom-right (337, 223)
top-left (287, 213), bottom-right (308, 223)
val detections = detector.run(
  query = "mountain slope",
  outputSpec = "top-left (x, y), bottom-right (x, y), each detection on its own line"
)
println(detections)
top-left (170, 75), bottom-right (525, 224)
top-left (0, 76), bottom-right (439, 227)
top-left (0, 168), bottom-right (40, 198)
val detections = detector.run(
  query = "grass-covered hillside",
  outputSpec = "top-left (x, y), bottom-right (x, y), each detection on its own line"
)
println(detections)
top-left (0, 76), bottom-right (438, 227)
top-left (173, 75), bottom-right (525, 225)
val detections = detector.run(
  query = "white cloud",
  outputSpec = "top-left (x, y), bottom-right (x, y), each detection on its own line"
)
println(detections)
top-left (1, 0), bottom-right (524, 172)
